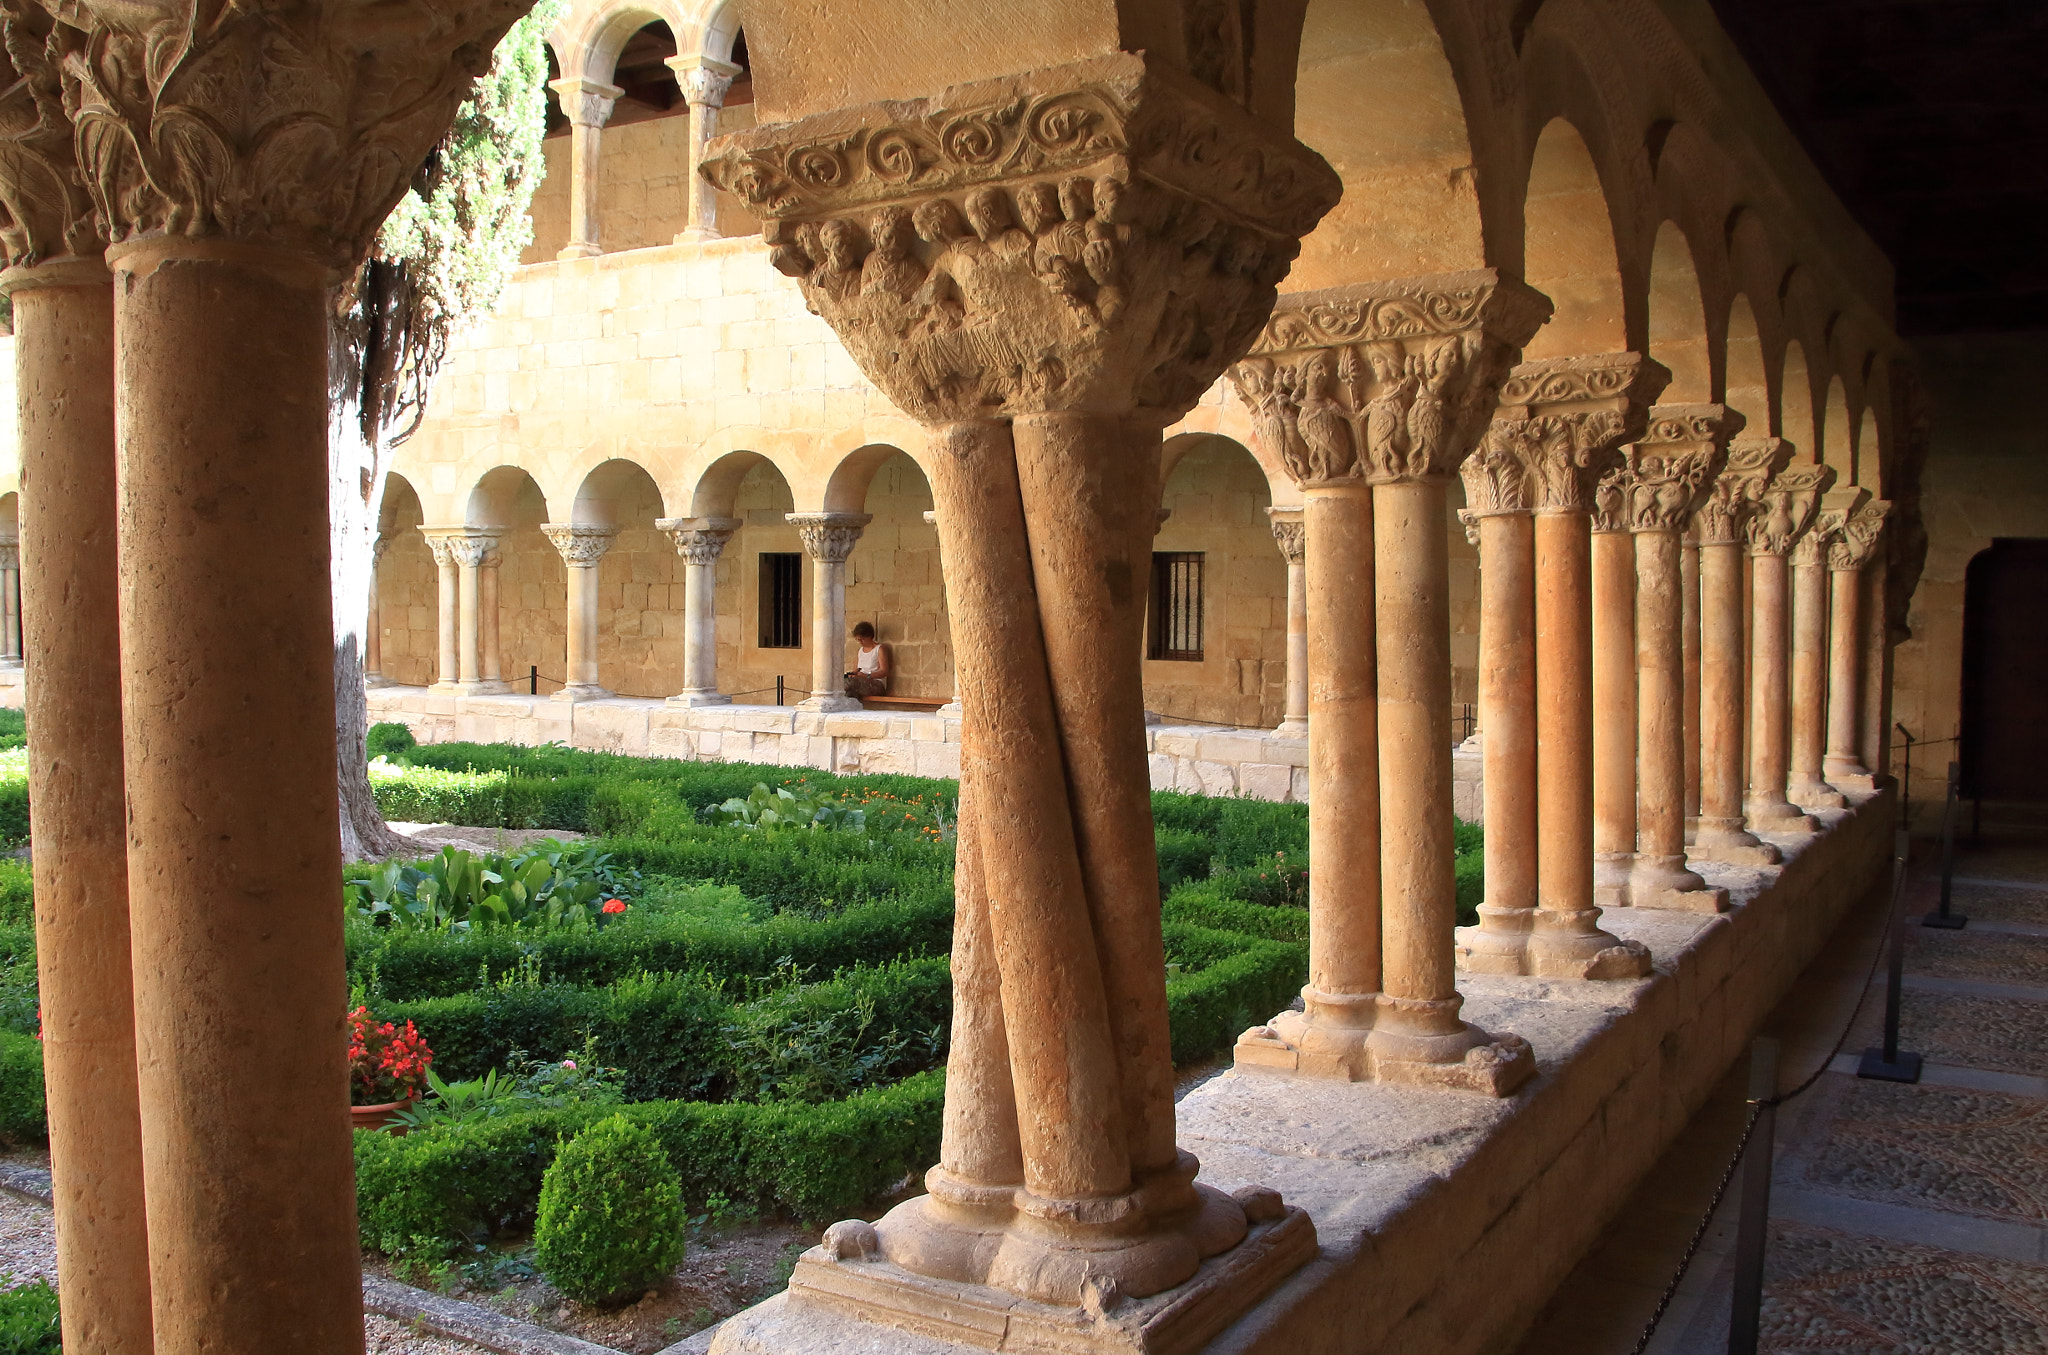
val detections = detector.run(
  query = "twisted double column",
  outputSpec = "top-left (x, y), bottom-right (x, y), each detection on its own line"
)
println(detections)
top-left (1454, 353), bottom-right (1666, 980)
top-left (702, 52), bottom-right (1339, 1326)
top-left (1225, 272), bottom-right (1551, 1090)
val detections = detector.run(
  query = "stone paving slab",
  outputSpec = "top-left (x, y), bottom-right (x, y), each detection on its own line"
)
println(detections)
top-left (1950, 881), bottom-right (2048, 925)
top-left (1898, 990), bottom-right (2048, 1078)
top-left (1907, 927), bottom-right (2048, 984)
top-left (1793, 1078), bottom-right (2048, 1226)
top-left (1757, 1221), bottom-right (2048, 1352)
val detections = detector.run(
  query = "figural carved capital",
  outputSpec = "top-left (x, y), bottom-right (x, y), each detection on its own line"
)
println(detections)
top-left (658, 515), bottom-right (742, 566)
top-left (445, 532), bottom-right (499, 569)
top-left (701, 53), bottom-right (1342, 424)
top-left (542, 523), bottom-right (620, 566)
top-left (550, 77), bottom-right (622, 130)
top-left (1592, 404), bottom-right (1744, 535)
top-left (666, 57), bottom-right (740, 110)
top-left (1827, 497), bottom-right (1890, 572)
top-left (56, 0), bottom-right (531, 274)
top-left (1265, 506), bottom-right (1304, 564)
top-left (0, 2), bottom-right (103, 268)
top-left (787, 513), bottom-right (872, 564)
top-left (1691, 437), bottom-right (1792, 546)
top-left (1751, 465), bottom-right (1838, 560)
top-left (1473, 352), bottom-right (1670, 515)
top-left (1230, 270), bottom-right (1553, 489)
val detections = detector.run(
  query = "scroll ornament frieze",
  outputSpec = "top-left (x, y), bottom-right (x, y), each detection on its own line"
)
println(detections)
top-left (1752, 465), bottom-right (1838, 559)
top-left (702, 55), bottom-right (1340, 426)
top-left (0, 1), bottom-right (101, 267)
top-left (50, 0), bottom-right (531, 272)
top-left (1691, 438), bottom-right (1792, 547)
top-left (1827, 499), bottom-right (1891, 571)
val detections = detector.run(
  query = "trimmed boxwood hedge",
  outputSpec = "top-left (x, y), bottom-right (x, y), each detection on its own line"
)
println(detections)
top-left (0, 1030), bottom-right (45, 1142)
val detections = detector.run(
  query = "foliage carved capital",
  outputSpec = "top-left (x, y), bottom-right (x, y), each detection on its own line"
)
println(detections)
top-left (1591, 403), bottom-right (1743, 534)
top-left (787, 513), bottom-right (872, 564)
top-left (550, 77), bottom-right (621, 129)
top-left (1228, 270), bottom-right (1553, 488)
top-left (0, 1), bottom-right (101, 267)
top-left (701, 53), bottom-right (1341, 424)
top-left (53, 0), bottom-right (532, 274)
top-left (1478, 352), bottom-right (1670, 514)
top-left (658, 516), bottom-right (742, 567)
top-left (1691, 437), bottom-right (1792, 546)
top-left (541, 523), bottom-right (619, 566)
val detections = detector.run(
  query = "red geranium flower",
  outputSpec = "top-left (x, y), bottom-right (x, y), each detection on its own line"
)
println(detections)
top-left (601, 898), bottom-right (628, 915)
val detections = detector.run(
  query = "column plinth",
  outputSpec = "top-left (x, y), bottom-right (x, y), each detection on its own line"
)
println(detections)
top-left (550, 77), bottom-right (620, 260)
top-left (1824, 498), bottom-right (1889, 790)
top-left (1611, 407), bottom-right (1740, 913)
top-left (1689, 438), bottom-right (1791, 866)
top-left (660, 516), bottom-right (740, 706)
top-left (1744, 466), bottom-right (1837, 833)
top-left (543, 524), bottom-right (620, 701)
top-left (788, 512), bottom-right (872, 712)
top-left (1453, 352), bottom-right (1666, 980)
top-left (699, 55), bottom-right (1342, 1336)
top-left (1265, 506), bottom-right (1309, 738)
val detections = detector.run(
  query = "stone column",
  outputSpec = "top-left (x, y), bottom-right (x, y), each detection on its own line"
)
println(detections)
top-left (0, 537), bottom-right (20, 667)
top-left (364, 533), bottom-right (391, 686)
top-left (1788, 516), bottom-right (1844, 811)
top-left (659, 515), bottom-right (740, 705)
top-left (1266, 506), bottom-right (1308, 738)
top-left (1591, 489), bottom-right (1636, 907)
top-left (448, 531), bottom-right (497, 690)
top-left (788, 512), bottom-right (871, 712)
top-left (1744, 465), bottom-right (1836, 833)
top-left (1688, 438), bottom-right (1790, 866)
top-left (423, 528), bottom-right (461, 690)
top-left (1455, 353), bottom-right (1665, 980)
top-left (701, 54), bottom-right (1337, 1332)
top-left (1227, 275), bottom-right (1548, 1090)
top-left (1825, 497), bottom-right (1890, 791)
top-left (51, 0), bottom-right (530, 1345)
top-left (1682, 532), bottom-right (1701, 828)
top-left (543, 524), bottom-right (618, 701)
top-left (479, 541), bottom-right (505, 689)
top-left (1614, 407), bottom-right (1740, 912)
top-left (667, 56), bottom-right (741, 244)
top-left (4, 232), bottom-right (153, 1352)
top-left (550, 77), bottom-right (621, 260)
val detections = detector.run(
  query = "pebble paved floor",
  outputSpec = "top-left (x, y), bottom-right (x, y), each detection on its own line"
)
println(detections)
top-left (1514, 810), bottom-right (2048, 1355)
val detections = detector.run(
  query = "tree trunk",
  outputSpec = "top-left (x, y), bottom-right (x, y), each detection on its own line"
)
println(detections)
top-left (335, 633), bottom-right (410, 861)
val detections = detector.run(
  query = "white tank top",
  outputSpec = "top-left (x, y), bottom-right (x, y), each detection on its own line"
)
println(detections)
top-left (857, 644), bottom-right (883, 674)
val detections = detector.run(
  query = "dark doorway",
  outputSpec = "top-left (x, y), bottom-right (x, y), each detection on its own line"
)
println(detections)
top-left (1960, 539), bottom-right (2048, 802)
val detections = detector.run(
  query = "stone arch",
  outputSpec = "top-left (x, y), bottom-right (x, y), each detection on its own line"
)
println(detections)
top-left (1520, 117), bottom-right (1627, 360)
top-left (822, 443), bottom-right (915, 514)
top-left (372, 475), bottom-right (435, 688)
top-left (1856, 404), bottom-right (1881, 495)
top-left (690, 449), bottom-right (788, 518)
top-left (572, 457), bottom-right (668, 527)
top-left (1820, 376), bottom-right (1853, 486)
top-left (829, 448), bottom-right (951, 700)
top-left (680, 0), bottom-right (741, 64)
top-left (1780, 340), bottom-right (1816, 461)
top-left (1289, 0), bottom-right (1488, 290)
top-left (1160, 431), bottom-right (1288, 505)
top-left (1725, 294), bottom-right (1768, 433)
top-left (1648, 218), bottom-right (1711, 402)
top-left (466, 465), bottom-right (552, 529)
top-left (690, 450), bottom-right (808, 703)
top-left (558, 0), bottom-right (693, 85)
top-left (377, 472), bottom-right (424, 537)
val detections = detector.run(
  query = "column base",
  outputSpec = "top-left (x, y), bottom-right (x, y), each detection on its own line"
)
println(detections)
top-left (1594, 852), bottom-right (1633, 908)
top-left (1630, 854), bottom-right (1728, 912)
top-left (674, 226), bottom-right (719, 244)
top-left (1790, 777), bottom-right (1849, 810)
top-left (718, 1186), bottom-right (1315, 1355)
top-left (1271, 718), bottom-right (1308, 739)
top-left (1236, 993), bottom-right (1534, 1096)
top-left (1691, 816), bottom-right (1782, 867)
top-left (453, 680), bottom-right (514, 696)
top-left (363, 674), bottom-right (397, 689)
top-left (798, 692), bottom-right (866, 713)
top-left (1455, 909), bottom-right (1653, 981)
top-left (1746, 797), bottom-right (1818, 834)
top-left (551, 683), bottom-right (613, 703)
top-left (1830, 770), bottom-right (1879, 794)
top-left (555, 243), bottom-right (601, 260)
top-left (667, 690), bottom-right (734, 708)
top-left (937, 701), bottom-right (963, 718)
top-left (1824, 754), bottom-right (1874, 789)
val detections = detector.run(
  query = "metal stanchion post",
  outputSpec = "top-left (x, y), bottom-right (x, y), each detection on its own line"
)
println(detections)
top-left (530, 665), bottom-right (538, 696)
top-left (1922, 760), bottom-right (1968, 930)
top-left (1727, 1038), bottom-right (1781, 1355)
top-left (1896, 724), bottom-right (1913, 827)
top-left (1859, 830), bottom-right (1922, 1083)
top-left (775, 674), bottom-right (784, 706)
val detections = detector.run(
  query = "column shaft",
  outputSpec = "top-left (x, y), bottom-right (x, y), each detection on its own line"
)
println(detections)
top-left (683, 560), bottom-right (719, 695)
top-left (1475, 511), bottom-right (1537, 926)
top-left (809, 556), bottom-right (843, 703)
top-left (1630, 529), bottom-right (1724, 909)
top-left (1681, 536), bottom-right (1702, 822)
top-left (457, 555), bottom-right (482, 685)
top-left (1745, 552), bottom-right (1812, 830)
top-left (479, 556), bottom-right (502, 685)
top-left (364, 545), bottom-right (384, 683)
top-left (113, 243), bottom-right (360, 1351)
top-left (561, 118), bottom-right (605, 258)
top-left (1788, 558), bottom-right (1841, 808)
top-left (1825, 565), bottom-right (1870, 784)
top-left (564, 563), bottom-right (601, 693)
top-left (1591, 528), bottom-right (1636, 906)
top-left (1693, 541), bottom-right (1778, 864)
top-left (12, 267), bottom-right (154, 1355)
top-left (432, 544), bottom-right (458, 688)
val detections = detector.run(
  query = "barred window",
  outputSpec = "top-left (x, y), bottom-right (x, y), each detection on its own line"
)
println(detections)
top-left (1148, 552), bottom-right (1205, 661)
top-left (758, 553), bottom-right (803, 649)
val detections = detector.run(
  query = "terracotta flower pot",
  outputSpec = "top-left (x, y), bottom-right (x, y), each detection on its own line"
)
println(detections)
top-left (351, 1097), bottom-right (414, 1134)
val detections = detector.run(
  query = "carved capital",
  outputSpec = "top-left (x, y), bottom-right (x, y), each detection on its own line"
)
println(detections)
top-left (1751, 465), bottom-right (1838, 559)
top-left (542, 523), bottom-right (620, 566)
top-left (1593, 404), bottom-right (1744, 534)
top-left (1456, 508), bottom-right (1481, 548)
top-left (1827, 497), bottom-right (1890, 571)
top-left (445, 532), bottom-right (498, 569)
top-left (550, 77), bottom-right (622, 129)
top-left (1691, 437), bottom-right (1792, 546)
top-left (1264, 506), bottom-right (1304, 563)
top-left (702, 53), bottom-right (1341, 424)
top-left (1486, 352), bottom-right (1670, 514)
top-left (0, 3), bottom-right (102, 267)
top-left (421, 529), bottom-right (457, 569)
top-left (58, 0), bottom-right (531, 274)
top-left (1230, 270), bottom-right (1553, 489)
top-left (0, 543), bottom-right (17, 572)
top-left (787, 512), bottom-right (872, 564)
top-left (658, 515), bottom-right (742, 566)
top-left (666, 57), bottom-right (740, 110)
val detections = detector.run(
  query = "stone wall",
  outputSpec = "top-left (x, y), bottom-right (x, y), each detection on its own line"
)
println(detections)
top-left (523, 103), bottom-right (760, 264)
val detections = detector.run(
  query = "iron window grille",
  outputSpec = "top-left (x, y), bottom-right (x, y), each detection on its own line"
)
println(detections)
top-left (1149, 551), bottom-right (1205, 661)
top-left (759, 552), bottom-right (803, 649)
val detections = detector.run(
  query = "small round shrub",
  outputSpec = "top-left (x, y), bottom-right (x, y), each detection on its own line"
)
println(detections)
top-left (534, 1115), bottom-right (687, 1305)
top-left (0, 1278), bottom-right (61, 1353)
top-left (367, 722), bottom-right (418, 760)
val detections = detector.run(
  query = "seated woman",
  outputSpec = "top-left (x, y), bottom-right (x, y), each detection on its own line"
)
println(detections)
top-left (844, 621), bottom-right (891, 699)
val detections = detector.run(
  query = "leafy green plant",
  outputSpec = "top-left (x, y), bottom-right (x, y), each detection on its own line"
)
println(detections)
top-left (0, 1278), bottom-right (59, 1354)
top-left (706, 783), bottom-right (866, 835)
top-left (346, 842), bottom-right (640, 934)
top-left (534, 1115), bottom-right (688, 1306)
top-left (367, 722), bottom-right (419, 760)
top-left (392, 1039), bottom-right (626, 1130)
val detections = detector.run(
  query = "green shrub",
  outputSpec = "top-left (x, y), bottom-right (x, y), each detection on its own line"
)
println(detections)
top-left (1154, 829), bottom-right (1212, 892)
top-left (535, 1115), bottom-right (689, 1305)
top-left (0, 710), bottom-right (26, 753)
top-left (346, 842), bottom-right (640, 934)
top-left (0, 751), bottom-right (26, 850)
top-left (0, 1278), bottom-right (60, 1353)
top-left (0, 863), bottom-right (30, 930)
top-left (0, 1033), bottom-right (44, 1142)
top-left (367, 722), bottom-right (418, 759)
